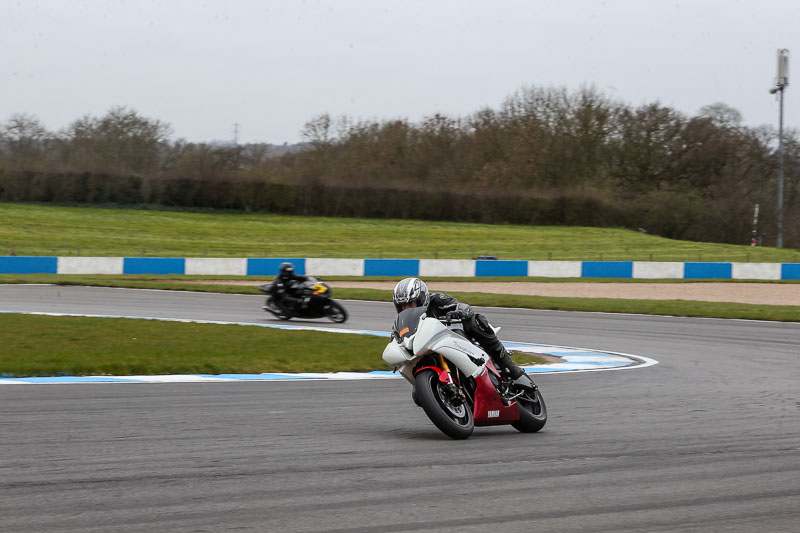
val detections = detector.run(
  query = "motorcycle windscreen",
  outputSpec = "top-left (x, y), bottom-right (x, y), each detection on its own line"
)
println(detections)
top-left (392, 307), bottom-right (428, 342)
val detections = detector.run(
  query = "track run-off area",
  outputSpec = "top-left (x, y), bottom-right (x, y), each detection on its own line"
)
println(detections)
top-left (0, 307), bottom-right (657, 384)
top-left (1, 285), bottom-right (799, 532)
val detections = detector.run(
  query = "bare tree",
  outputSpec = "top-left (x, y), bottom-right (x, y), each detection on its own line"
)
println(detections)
top-left (0, 113), bottom-right (51, 170)
top-left (301, 113), bottom-right (334, 147)
top-left (698, 102), bottom-right (743, 130)
top-left (59, 106), bottom-right (172, 174)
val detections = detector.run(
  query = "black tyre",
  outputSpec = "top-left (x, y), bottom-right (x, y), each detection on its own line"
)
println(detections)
top-left (324, 301), bottom-right (348, 323)
top-left (511, 387), bottom-right (547, 433)
top-left (415, 369), bottom-right (474, 440)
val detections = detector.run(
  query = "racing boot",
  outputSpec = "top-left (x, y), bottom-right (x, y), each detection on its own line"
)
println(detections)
top-left (494, 348), bottom-right (526, 381)
top-left (469, 313), bottom-right (526, 380)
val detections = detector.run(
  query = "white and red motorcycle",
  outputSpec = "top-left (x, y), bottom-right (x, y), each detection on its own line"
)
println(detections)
top-left (382, 307), bottom-right (547, 439)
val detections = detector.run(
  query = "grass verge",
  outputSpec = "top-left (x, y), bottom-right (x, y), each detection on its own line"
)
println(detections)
top-left (0, 314), bottom-right (549, 377)
top-left (0, 314), bottom-right (389, 376)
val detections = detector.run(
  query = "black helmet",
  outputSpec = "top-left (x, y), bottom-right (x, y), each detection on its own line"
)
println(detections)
top-left (392, 277), bottom-right (430, 313)
top-left (279, 262), bottom-right (295, 278)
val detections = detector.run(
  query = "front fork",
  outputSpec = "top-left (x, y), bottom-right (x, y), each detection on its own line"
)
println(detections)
top-left (438, 355), bottom-right (469, 405)
top-left (439, 354), bottom-right (451, 376)
top-left (413, 354), bottom-right (467, 403)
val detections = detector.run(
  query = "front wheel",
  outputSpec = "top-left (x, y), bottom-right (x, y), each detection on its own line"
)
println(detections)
top-left (511, 386), bottom-right (547, 433)
top-left (323, 301), bottom-right (348, 323)
top-left (415, 369), bottom-right (474, 440)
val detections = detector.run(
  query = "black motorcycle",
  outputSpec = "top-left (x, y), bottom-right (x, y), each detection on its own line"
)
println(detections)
top-left (259, 277), bottom-right (348, 323)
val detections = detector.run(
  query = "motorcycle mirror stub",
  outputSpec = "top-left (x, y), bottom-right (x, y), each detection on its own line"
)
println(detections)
top-left (382, 341), bottom-right (413, 367)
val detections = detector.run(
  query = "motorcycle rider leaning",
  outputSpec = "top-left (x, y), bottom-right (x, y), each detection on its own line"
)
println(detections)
top-left (392, 277), bottom-right (526, 380)
top-left (271, 262), bottom-right (310, 312)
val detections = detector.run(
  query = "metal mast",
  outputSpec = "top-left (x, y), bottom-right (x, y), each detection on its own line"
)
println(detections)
top-left (769, 49), bottom-right (789, 248)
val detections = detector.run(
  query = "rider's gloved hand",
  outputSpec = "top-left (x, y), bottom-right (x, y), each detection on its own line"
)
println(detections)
top-left (445, 310), bottom-right (465, 322)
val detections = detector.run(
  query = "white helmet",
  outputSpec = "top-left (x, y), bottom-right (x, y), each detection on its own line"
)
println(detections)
top-left (392, 277), bottom-right (430, 313)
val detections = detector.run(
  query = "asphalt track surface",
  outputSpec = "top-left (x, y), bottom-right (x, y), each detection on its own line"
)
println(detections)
top-left (1, 285), bottom-right (799, 532)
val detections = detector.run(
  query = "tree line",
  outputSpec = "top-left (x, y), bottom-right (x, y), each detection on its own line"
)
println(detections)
top-left (1, 86), bottom-right (798, 248)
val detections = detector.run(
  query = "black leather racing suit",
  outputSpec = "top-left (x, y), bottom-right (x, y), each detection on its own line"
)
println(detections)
top-left (425, 292), bottom-right (522, 378)
top-left (271, 273), bottom-right (309, 312)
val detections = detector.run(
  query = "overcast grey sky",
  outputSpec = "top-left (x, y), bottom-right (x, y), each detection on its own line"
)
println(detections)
top-left (2, 0), bottom-right (798, 144)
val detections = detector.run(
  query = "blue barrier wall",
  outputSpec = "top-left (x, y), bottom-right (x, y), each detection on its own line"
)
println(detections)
top-left (123, 258), bottom-right (186, 275)
top-left (475, 260), bottom-right (528, 277)
top-left (684, 262), bottom-right (733, 279)
top-left (0, 256), bottom-right (58, 274)
top-left (582, 261), bottom-right (633, 278)
top-left (782, 263), bottom-right (800, 280)
top-left (1, 256), bottom-right (799, 280)
top-left (247, 258), bottom-right (306, 276)
top-left (364, 259), bottom-right (420, 276)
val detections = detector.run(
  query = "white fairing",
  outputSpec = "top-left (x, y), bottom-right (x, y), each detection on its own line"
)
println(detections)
top-left (382, 340), bottom-right (412, 367)
top-left (414, 318), bottom-right (486, 378)
top-left (381, 316), bottom-right (488, 381)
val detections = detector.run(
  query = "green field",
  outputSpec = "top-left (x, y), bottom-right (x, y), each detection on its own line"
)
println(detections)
top-left (0, 313), bottom-right (391, 376)
top-left (0, 313), bottom-right (548, 377)
top-left (2, 202), bottom-right (799, 261)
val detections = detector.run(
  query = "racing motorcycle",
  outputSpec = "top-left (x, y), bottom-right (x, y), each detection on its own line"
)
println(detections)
top-left (382, 307), bottom-right (546, 439)
top-left (259, 277), bottom-right (348, 323)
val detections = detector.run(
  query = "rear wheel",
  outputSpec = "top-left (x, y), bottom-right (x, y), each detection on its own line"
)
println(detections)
top-left (511, 386), bottom-right (547, 433)
top-left (415, 369), bottom-right (474, 439)
top-left (323, 301), bottom-right (348, 323)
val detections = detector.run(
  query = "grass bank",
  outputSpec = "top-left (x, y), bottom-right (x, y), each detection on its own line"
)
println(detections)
top-left (2, 202), bottom-right (799, 261)
top-left (0, 313), bottom-right (548, 377)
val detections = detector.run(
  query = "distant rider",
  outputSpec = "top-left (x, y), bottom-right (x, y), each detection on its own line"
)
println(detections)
top-left (271, 262), bottom-right (310, 312)
top-left (392, 277), bottom-right (526, 380)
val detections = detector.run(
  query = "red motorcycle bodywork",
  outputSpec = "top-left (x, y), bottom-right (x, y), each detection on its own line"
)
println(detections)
top-left (415, 366), bottom-right (453, 385)
top-left (472, 363), bottom-right (520, 425)
top-left (415, 361), bottom-right (520, 426)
